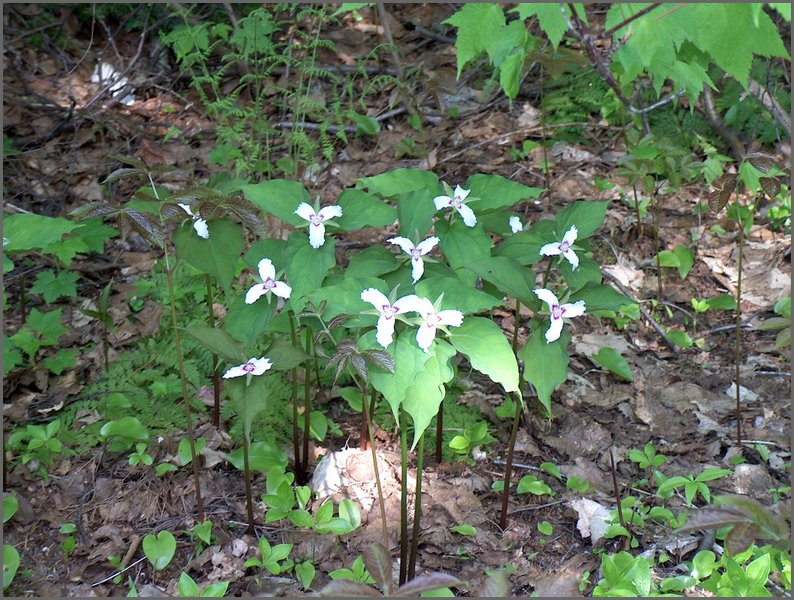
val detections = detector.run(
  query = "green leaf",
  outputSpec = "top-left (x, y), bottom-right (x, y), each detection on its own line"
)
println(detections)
top-left (226, 376), bottom-right (272, 441)
top-left (41, 348), bottom-right (77, 375)
top-left (286, 239), bottom-right (336, 312)
top-left (223, 294), bottom-right (277, 346)
top-left (309, 411), bottom-right (327, 441)
top-left (3, 544), bottom-right (20, 590)
top-left (345, 246), bottom-right (399, 279)
top-left (514, 4), bottom-right (586, 49)
top-left (745, 553), bottom-right (771, 586)
top-left (569, 282), bottom-right (635, 313)
top-left (338, 498), bottom-right (362, 530)
top-left (184, 326), bottom-right (246, 364)
top-left (155, 463), bottom-right (178, 476)
top-left (178, 573), bottom-right (200, 597)
top-left (704, 294), bottom-right (737, 311)
top-left (201, 582), bottom-right (229, 597)
top-left (444, 4), bottom-right (506, 77)
top-left (3, 213), bottom-right (80, 253)
top-left (349, 112), bottom-right (381, 136)
top-left (177, 437), bottom-right (206, 466)
top-left (403, 341), bottom-right (457, 449)
top-left (465, 174), bottom-right (543, 212)
top-left (539, 462), bottom-right (562, 480)
top-left (467, 256), bottom-right (535, 303)
top-left (415, 276), bottom-right (501, 315)
top-left (335, 189), bottom-right (396, 231)
top-left (295, 561), bottom-right (316, 589)
top-left (227, 440), bottom-right (287, 472)
top-left (516, 475), bottom-right (553, 496)
top-left (3, 495), bottom-right (18, 524)
top-left (25, 308), bottom-right (68, 344)
top-left (673, 244), bottom-right (694, 279)
top-left (591, 347), bottom-right (634, 381)
top-left (657, 249), bottom-right (680, 268)
top-left (449, 317), bottom-right (519, 392)
top-left (397, 187), bottom-right (438, 240)
top-left (558, 255), bottom-right (602, 291)
top-left (172, 219), bottom-right (244, 292)
top-left (29, 270), bottom-right (79, 302)
top-left (495, 219), bottom-right (555, 265)
top-left (519, 329), bottom-right (570, 415)
top-left (555, 201), bottom-right (609, 240)
top-left (436, 219), bottom-right (492, 272)
top-left (142, 531), bottom-right (176, 571)
top-left (288, 509), bottom-right (315, 528)
top-left (100, 417), bottom-right (149, 443)
top-left (450, 524), bottom-right (477, 537)
top-left (356, 169), bottom-right (439, 198)
top-left (242, 179), bottom-right (309, 226)
top-left (537, 521), bottom-right (553, 535)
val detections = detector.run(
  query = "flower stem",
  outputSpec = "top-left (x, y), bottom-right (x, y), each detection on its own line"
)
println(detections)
top-left (512, 299), bottom-right (522, 353)
top-left (399, 409), bottom-right (409, 585)
top-left (288, 311), bottom-right (302, 481)
top-left (362, 387), bottom-right (389, 550)
top-left (301, 327), bottom-right (313, 479)
top-left (434, 397), bottom-right (443, 464)
top-left (407, 432), bottom-right (424, 580)
top-left (204, 275), bottom-right (221, 429)
top-left (498, 392), bottom-right (522, 530)
top-left (360, 384), bottom-right (370, 451)
top-left (241, 385), bottom-right (255, 535)
top-left (734, 205), bottom-right (745, 445)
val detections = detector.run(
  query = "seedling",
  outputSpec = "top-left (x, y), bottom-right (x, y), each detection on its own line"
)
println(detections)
top-left (177, 572), bottom-right (229, 597)
top-left (243, 539), bottom-right (294, 575)
top-left (142, 530), bottom-right (177, 572)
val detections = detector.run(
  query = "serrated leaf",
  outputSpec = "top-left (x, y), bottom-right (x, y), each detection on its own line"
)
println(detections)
top-left (744, 141), bottom-right (772, 173)
top-left (708, 174), bottom-right (737, 213)
top-left (363, 349), bottom-right (394, 373)
top-left (30, 270), bottom-right (79, 303)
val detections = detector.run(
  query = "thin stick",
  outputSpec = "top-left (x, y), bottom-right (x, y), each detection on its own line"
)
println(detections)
top-left (434, 398), bottom-right (443, 464)
top-left (407, 433), bottom-right (425, 580)
top-left (362, 388), bottom-right (390, 551)
top-left (600, 3), bottom-right (662, 39)
top-left (204, 275), bottom-right (221, 429)
top-left (609, 449), bottom-right (627, 550)
top-left (288, 312), bottom-right (302, 480)
top-left (735, 208), bottom-right (745, 445)
top-left (301, 328), bottom-right (313, 479)
top-left (399, 409), bottom-right (409, 585)
top-left (499, 393), bottom-right (523, 530)
top-left (242, 433), bottom-right (255, 535)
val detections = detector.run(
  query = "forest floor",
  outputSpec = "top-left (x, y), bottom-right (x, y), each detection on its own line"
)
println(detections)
top-left (2, 4), bottom-right (791, 597)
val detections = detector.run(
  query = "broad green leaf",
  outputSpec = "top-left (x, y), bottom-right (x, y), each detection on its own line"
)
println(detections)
top-left (415, 277), bottom-right (502, 314)
top-left (244, 239), bottom-right (288, 272)
top-left (338, 498), bottom-right (362, 529)
top-left (514, 4), bottom-right (587, 49)
top-left (3, 495), bottom-right (18, 524)
top-left (335, 189), bottom-right (396, 231)
top-left (172, 219), bottom-right (243, 292)
top-left (450, 524), bottom-right (477, 536)
top-left (466, 256), bottom-right (535, 303)
top-left (557, 254), bottom-right (602, 291)
top-left (100, 417), bottom-right (149, 442)
top-left (592, 347), bottom-right (634, 381)
top-left (184, 326), bottom-right (246, 364)
top-left (242, 179), bottom-right (309, 226)
top-left (223, 294), bottom-right (277, 345)
top-left (309, 411), bottom-right (327, 441)
top-left (495, 219), bottom-right (556, 265)
top-left (444, 4), bottom-right (506, 77)
top-left (308, 276), bottom-right (384, 321)
top-left (436, 219), bottom-right (492, 272)
top-left (3, 544), bottom-right (20, 590)
top-left (449, 317), bottom-right (519, 392)
top-left (286, 240), bottom-right (336, 312)
top-left (349, 112), bottom-right (381, 136)
top-left (657, 249), bottom-right (680, 268)
top-left (569, 282), bottom-right (634, 313)
top-left (142, 531), bottom-right (176, 571)
top-left (201, 582), bottom-right (229, 597)
top-left (397, 187), bottom-right (437, 240)
top-left (465, 174), bottom-right (543, 212)
top-left (226, 375), bottom-right (273, 440)
top-left (705, 293), bottom-right (736, 311)
top-left (41, 348), bottom-right (77, 375)
top-left (345, 246), bottom-right (399, 279)
top-left (519, 329), bottom-right (570, 415)
top-left (403, 340), bottom-right (456, 449)
top-left (516, 475), bottom-right (553, 496)
top-left (29, 270), bottom-right (79, 303)
top-left (178, 573), bottom-right (200, 597)
top-left (356, 169), bottom-right (439, 198)
top-left (3, 213), bottom-right (80, 253)
top-left (227, 440), bottom-right (288, 472)
top-left (555, 201), bottom-right (609, 240)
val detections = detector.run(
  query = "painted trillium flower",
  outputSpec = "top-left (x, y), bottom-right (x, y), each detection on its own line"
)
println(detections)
top-left (433, 185), bottom-right (477, 227)
top-left (509, 215), bottom-right (523, 233)
top-left (540, 225), bottom-right (579, 270)
top-left (245, 258), bottom-right (291, 304)
top-left (387, 236), bottom-right (439, 283)
top-left (178, 203), bottom-right (209, 239)
top-left (361, 288), bottom-right (419, 348)
top-left (222, 356), bottom-right (272, 379)
top-left (409, 296), bottom-right (464, 352)
top-left (295, 202), bottom-right (343, 248)
top-left (534, 288), bottom-right (586, 343)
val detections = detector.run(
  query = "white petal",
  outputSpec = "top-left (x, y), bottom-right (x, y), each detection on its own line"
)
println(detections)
top-left (245, 284), bottom-right (269, 305)
top-left (392, 294), bottom-right (420, 314)
top-left (295, 202), bottom-right (316, 221)
top-left (437, 309), bottom-right (464, 328)
top-left (248, 357), bottom-right (273, 375)
top-left (540, 242), bottom-right (562, 256)
top-left (545, 316), bottom-right (564, 343)
top-left (222, 365), bottom-right (248, 379)
top-left (257, 258), bottom-right (276, 282)
top-left (534, 288), bottom-right (559, 311)
top-left (375, 314), bottom-right (396, 348)
top-left (562, 247), bottom-right (580, 271)
top-left (415, 236), bottom-right (439, 255)
top-left (411, 297), bottom-right (436, 318)
top-left (433, 195), bottom-right (453, 210)
top-left (454, 185), bottom-right (471, 201)
top-left (387, 236), bottom-right (415, 255)
top-left (178, 203), bottom-right (194, 217)
top-left (361, 288), bottom-right (390, 312)
top-left (271, 281), bottom-right (292, 299)
top-left (410, 256), bottom-right (425, 283)
top-left (416, 322), bottom-right (437, 351)
top-left (318, 205), bottom-right (343, 221)
top-left (509, 216), bottom-right (522, 233)
top-left (561, 300), bottom-right (586, 319)
top-left (562, 225), bottom-right (578, 246)
top-left (193, 218), bottom-right (209, 239)
top-left (308, 222), bottom-right (326, 248)
top-left (455, 203), bottom-right (477, 227)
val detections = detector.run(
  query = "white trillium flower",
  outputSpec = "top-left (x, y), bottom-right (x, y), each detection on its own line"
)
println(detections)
top-left (409, 296), bottom-right (464, 352)
top-left (387, 236), bottom-right (439, 283)
top-left (509, 216), bottom-right (523, 234)
top-left (222, 356), bottom-right (273, 379)
top-left (433, 185), bottom-right (477, 227)
top-left (534, 288), bottom-right (586, 343)
top-left (245, 258), bottom-right (292, 304)
top-left (540, 225), bottom-right (579, 270)
top-left (295, 202), bottom-right (343, 248)
top-left (178, 203), bottom-right (209, 239)
top-left (361, 288), bottom-right (419, 348)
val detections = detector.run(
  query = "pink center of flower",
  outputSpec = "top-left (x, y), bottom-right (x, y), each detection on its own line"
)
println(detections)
top-left (381, 304), bottom-right (396, 319)
top-left (262, 278), bottom-right (275, 291)
top-left (309, 214), bottom-right (323, 226)
top-left (560, 241), bottom-right (570, 252)
top-left (243, 362), bottom-right (256, 373)
top-left (551, 304), bottom-right (562, 319)
top-left (410, 249), bottom-right (422, 259)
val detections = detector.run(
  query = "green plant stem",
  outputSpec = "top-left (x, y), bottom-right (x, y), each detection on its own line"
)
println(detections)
top-left (362, 388), bottom-right (389, 551)
top-left (301, 327), bottom-right (313, 478)
top-left (541, 258), bottom-right (554, 288)
top-left (407, 432), bottom-right (424, 580)
top-left (434, 397), bottom-right (443, 464)
top-left (399, 409), bottom-right (409, 586)
top-left (735, 208), bottom-right (745, 445)
top-left (164, 262), bottom-right (205, 523)
top-left (652, 186), bottom-right (663, 302)
top-left (498, 392), bottom-right (522, 531)
top-left (204, 275), bottom-right (221, 429)
top-left (288, 311), bottom-right (302, 481)
top-left (241, 387), bottom-right (255, 536)
top-left (360, 385), bottom-right (370, 451)
top-left (631, 184), bottom-right (643, 234)
top-left (512, 299), bottom-right (521, 353)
